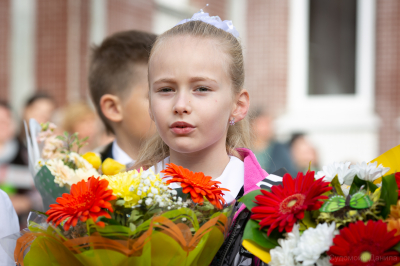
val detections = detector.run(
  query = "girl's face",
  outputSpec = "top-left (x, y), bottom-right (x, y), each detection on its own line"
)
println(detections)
top-left (149, 35), bottom-right (236, 155)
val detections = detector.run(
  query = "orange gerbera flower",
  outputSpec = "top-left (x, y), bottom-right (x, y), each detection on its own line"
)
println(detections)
top-left (46, 176), bottom-right (116, 231)
top-left (161, 163), bottom-right (230, 209)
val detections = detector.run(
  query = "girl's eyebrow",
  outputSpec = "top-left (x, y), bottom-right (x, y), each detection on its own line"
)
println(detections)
top-left (153, 76), bottom-right (218, 85)
top-left (153, 77), bottom-right (177, 85)
top-left (189, 76), bottom-right (218, 84)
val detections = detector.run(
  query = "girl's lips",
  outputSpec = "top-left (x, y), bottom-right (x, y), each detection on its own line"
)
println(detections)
top-left (170, 121), bottom-right (195, 135)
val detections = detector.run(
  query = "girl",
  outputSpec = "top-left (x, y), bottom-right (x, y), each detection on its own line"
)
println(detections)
top-left (135, 11), bottom-right (270, 266)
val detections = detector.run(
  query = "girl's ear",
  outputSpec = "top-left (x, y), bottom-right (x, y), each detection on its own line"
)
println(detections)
top-left (232, 89), bottom-right (250, 122)
top-left (100, 94), bottom-right (123, 123)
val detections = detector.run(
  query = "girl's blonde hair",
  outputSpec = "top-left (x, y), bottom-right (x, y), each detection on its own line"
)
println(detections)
top-left (135, 20), bottom-right (251, 169)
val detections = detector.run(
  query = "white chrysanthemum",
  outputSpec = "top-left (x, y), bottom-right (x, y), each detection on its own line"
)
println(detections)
top-left (316, 256), bottom-right (332, 266)
top-left (64, 168), bottom-right (99, 186)
top-left (270, 224), bottom-right (300, 266)
top-left (350, 161), bottom-right (390, 182)
top-left (316, 162), bottom-right (356, 185)
top-left (293, 223), bottom-right (336, 266)
top-left (68, 152), bottom-right (94, 170)
top-left (44, 153), bottom-right (100, 187)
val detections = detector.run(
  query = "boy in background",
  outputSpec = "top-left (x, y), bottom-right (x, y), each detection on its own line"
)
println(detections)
top-left (89, 30), bottom-right (157, 167)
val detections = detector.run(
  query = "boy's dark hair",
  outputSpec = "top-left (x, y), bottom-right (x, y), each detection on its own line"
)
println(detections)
top-left (25, 93), bottom-right (54, 108)
top-left (89, 30), bottom-right (157, 134)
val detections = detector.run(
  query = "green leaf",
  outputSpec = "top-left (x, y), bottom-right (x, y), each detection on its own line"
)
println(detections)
top-left (55, 135), bottom-right (65, 141)
top-left (349, 176), bottom-right (378, 195)
top-left (300, 211), bottom-right (317, 229)
top-left (129, 223), bottom-right (136, 232)
top-left (115, 199), bottom-right (125, 206)
top-left (63, 131), bottom-right (69, 138)
top-left (97, 216), bottom-right (121, 226)
top-left (392, 241), bottom-right (400, 253)
top-left (128, 209), bottom-right (143, 222)
top-left (239, 189), bottom-right (265, 212)
top-left (380, 174), bottom-right (398, 219)
top-left (331, 176), bottom-right (344, 196)
top-left (242, 219), bottom-right (280, 249)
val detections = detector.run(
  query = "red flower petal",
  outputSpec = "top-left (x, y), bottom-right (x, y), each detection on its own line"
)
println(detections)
top-left (45, 176), bottom-right (115, 230)
top-left (250, 171), bottom-right (332, 235)
top-left (161, 163), bottom-right (229, 209)
top-left (328, 220), bottom-right (400, 266)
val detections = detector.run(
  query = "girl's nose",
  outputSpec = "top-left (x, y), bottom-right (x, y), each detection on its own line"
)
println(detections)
top-left (173, 92), bottom-right (192, 115)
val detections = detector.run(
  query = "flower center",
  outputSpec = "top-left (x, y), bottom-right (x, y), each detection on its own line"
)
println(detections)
top-left (287, 199), bottom-right (297, 207)
top-left (65, 191), bottom-right (95, 212)
top-left (280, 194), bottom-right (306, 214)
top-left (360, 251), bottom-right (372, 262)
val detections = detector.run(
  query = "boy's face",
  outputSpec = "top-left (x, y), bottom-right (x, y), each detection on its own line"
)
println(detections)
top-left (120, 64), bottom-right (155, 142)
top-left (148, 36), bottom-right (235, 155)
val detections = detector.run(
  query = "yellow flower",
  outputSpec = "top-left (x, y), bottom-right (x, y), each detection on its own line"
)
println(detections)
top-left (101, 168), bottom-right (171, 208)
top-left (386, 200), bottom-right (400, 236)
top-left (102, 158), bottom-right (126, 175)
top-left (102, 170), bottom-right (141, 207)
top-left (82, 152), bottom-right (101, 169)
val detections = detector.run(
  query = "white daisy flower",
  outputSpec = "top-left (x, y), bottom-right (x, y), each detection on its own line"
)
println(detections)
top-left (350, 161), bottom-right (390, 182)
top-left (270, 224), bottom-right (300, 266)
top-left (316, 162), bottom-right (356, 185)
top-left (293, 223), bottom-right (336, 266)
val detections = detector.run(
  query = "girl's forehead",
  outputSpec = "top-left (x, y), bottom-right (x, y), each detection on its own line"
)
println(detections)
top-left (149, 35), bottom-right (230, 79)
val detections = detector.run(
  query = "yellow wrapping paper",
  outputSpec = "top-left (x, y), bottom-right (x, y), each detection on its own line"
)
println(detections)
top-left (15, 210), bottom-right (231, 266)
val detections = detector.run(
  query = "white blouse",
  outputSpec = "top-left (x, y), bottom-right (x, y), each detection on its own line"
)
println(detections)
top-left (0, 189), bottom-right (19, 266)
top-left (151, 156), bottom-right (244, 203)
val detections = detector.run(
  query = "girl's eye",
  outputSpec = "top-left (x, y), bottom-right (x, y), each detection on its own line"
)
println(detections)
top-left (158, 87), bottom-right (173, 93)
top-left (195, 86), bottom-right (210, 92)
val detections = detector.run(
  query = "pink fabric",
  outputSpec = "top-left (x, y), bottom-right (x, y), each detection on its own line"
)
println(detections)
top-left (233, 148), bottom-right (268, 221)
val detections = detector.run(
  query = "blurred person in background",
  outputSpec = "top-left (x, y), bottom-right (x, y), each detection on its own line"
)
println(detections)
top-left (289, 133), bottom-right (320, 173)
top-left (18, 93), bottom-right (57, 160)
top-left (251, 105), bottom-right (298, 176)
top-left (0, 96), bottom-right (53, 229)
top-left (60, 102), bottom-right (110, 153)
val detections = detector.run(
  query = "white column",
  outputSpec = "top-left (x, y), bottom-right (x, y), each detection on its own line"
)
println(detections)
top-left (89, 0), bottom-right (108, 46)
top-left (228, 0), bottom-right (247, 57)
top-left (66, 0), bottom-right (82, 103)
top-left (10, 0), bottom-right (36, 118)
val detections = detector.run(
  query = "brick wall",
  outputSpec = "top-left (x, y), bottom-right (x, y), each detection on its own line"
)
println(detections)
top-left (245, 0), bottom-right (289, 117)
top-left (375, 0), bottom-right (400, 153)
top-left (107, 0), bottom-right (154, 35)
top-left (0, 0), bottom-right (9, 101)
top-left (35, 0), bottom-right (68, 106)
top-left (79, 0), bottom-right (90, 98)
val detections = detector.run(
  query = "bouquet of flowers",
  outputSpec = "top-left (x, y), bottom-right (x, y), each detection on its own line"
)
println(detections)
top-left (6, 163), bottom-right (234, 266)
top-left (240, 144), bottom-right (400, 266)
top-left (24, 119), bottom-right (125, 210)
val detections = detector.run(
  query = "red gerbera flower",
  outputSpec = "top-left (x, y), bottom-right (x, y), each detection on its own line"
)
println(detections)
top-left (395, 172), bottom-right (400, 198)
top-left (46, 176), bottom-right (116, 231)
top-left (161, 163), bottom-right (230, 209)
top-left (328, 220), bottom-right (400, 266)
top-left (251, 171), bottom-right (332, 236)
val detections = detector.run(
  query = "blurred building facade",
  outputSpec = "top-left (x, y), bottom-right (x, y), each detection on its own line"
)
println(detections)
top-left (0, 0), bottom-right (399, 166)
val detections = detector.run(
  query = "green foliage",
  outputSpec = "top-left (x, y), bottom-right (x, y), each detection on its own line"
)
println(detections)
top-left (331, 176), bottom-right (344, 196)
top-left (242, 219), bottom-right (280, 249)
top-left (56, 131), bottom-right (89, 154)
top-left (349, 175), bottom-right (378, 195)
top-left (239, 189), bottom-right (266, 212)
top-left (380, 174), bottom-right (398, 219)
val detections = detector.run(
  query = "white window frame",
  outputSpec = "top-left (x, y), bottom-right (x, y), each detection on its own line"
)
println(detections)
top-left (278, 0), bottom-right (379, 133)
